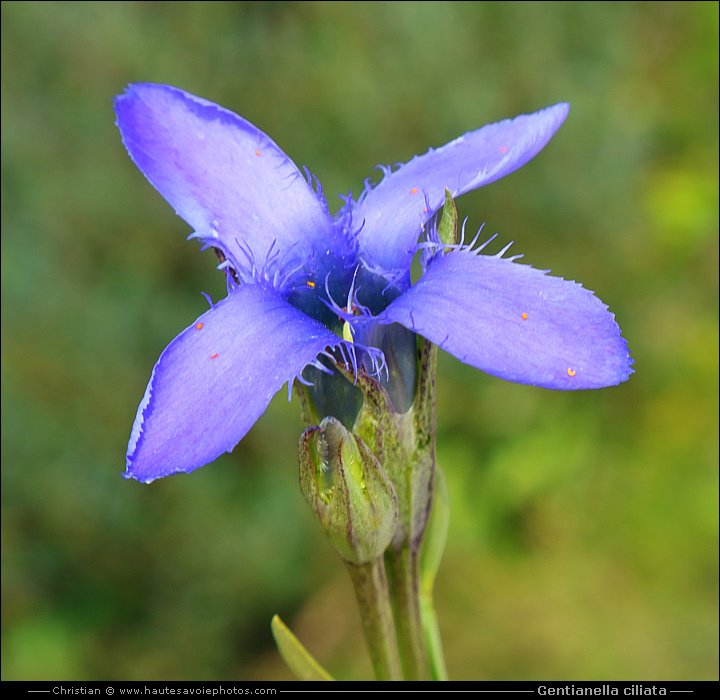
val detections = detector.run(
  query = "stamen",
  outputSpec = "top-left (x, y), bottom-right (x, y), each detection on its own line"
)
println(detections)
top-left (306, 280), bottom-right (316, 288)
top-left (255, 150), bottom-right (260, 156)
top-left (501, 146), bottom-right (507, 152)
top-left (567, 368), bottom-right (576, 377)
top-left (411, 188), bottom-right (418, 194)
top-left (210, 353), bottom-right (219, 360)
top-left (521, 313), bottom-right (528, 320)
top-left (196, 323), bottom-right (204, 330)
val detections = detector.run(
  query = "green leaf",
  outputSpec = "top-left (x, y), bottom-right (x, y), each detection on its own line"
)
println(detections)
top-left (420, 466), bottom-right (450, 681)
top-left (270, 615), bottom-right (334, 681)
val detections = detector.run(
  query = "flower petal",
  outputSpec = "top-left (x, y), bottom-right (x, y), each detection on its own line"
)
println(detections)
top-left (125, 284), bottom-right (345, 483)
top-left (355, 103), bottom-right (570, 273)
top-left (376, 249), bottom-right (633, 390)
top-left (114, 84), bottom-right (336, 279)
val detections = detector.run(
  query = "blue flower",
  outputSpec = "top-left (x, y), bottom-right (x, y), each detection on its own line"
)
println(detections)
top-left (115, 84), bottom-right (633, 484)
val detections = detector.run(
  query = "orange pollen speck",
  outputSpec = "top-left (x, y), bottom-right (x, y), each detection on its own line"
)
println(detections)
top-left (521, 313), bottom-right (528, 320)
top-left (306, 280), bottom-right (316, 288)
top-left (411, 188), bottom-right (418, 194)
top-left (210, 353), bottom-right (219, 359)
top-left (255, 150), bottom-right (260, 156)
top-left (567, 368), bottom-right (576, 377)
top-left (196, 323), bottom-right (203, 330)
top-left (501, 146), bottom-right (507, 152)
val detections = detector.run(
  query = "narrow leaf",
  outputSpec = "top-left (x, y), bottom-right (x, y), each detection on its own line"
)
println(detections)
top-left (270, 615), bottom-right (334, 681)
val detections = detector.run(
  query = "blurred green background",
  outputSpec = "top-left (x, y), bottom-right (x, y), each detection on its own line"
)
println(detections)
top-left (1, 0), bottom-right (717, 682)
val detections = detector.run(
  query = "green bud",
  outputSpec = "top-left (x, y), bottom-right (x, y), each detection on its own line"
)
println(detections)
top-left (298, 417), bottom-right (398, 564)
top-left (437, 187), bottom-right (458, 251)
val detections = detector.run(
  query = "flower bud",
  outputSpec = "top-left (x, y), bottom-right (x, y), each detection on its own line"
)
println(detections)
top-left (298, 417), bottom-right (398, 564)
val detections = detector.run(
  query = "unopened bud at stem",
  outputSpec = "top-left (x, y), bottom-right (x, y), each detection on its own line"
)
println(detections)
top-left (299, 417), bottom-right (398, 564)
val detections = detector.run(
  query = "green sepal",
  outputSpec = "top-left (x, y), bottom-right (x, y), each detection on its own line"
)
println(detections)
top-left (420, 465), bottom-right (449, 595)
top-left (271, 615), bottom-right (334, 681)
top-left (437, 188), bottom-right (458, 250)
top-left (332, 338), bottom-right (438, 552)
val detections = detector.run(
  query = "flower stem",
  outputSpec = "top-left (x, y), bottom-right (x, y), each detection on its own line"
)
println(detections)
top-left (344, 557), bottom-right (403, 681)
top-left (384, 545), bottom-right (431, 681)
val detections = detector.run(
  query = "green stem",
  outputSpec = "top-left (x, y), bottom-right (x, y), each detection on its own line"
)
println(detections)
top-left (344, 558), bottom-right (403, 681)
top-left (384, 546), bottom-right (431, 681)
